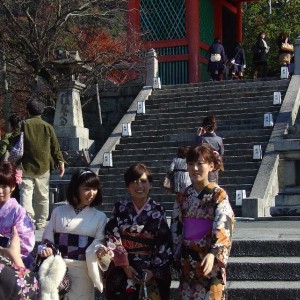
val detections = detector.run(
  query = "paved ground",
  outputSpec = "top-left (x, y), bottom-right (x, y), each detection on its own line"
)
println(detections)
top-left (36, 217), bottom-right (300, 242)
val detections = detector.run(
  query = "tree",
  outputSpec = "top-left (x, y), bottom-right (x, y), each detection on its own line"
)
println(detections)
top-left (0, 0), bottom-right (143, 129)
top-left (242, 0), bottom-right (300, 77)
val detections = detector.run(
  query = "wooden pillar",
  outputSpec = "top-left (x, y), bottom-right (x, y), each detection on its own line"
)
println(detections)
top-left (213, 0), bottom-right (222, 41)
top-left (187, 0), bottom-right (200, 83)
top-left (236, 2), bottom-right (242, 42)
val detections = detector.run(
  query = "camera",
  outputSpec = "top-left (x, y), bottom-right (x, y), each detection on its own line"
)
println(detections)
top-left (0, 236), bottom-right (9, 248)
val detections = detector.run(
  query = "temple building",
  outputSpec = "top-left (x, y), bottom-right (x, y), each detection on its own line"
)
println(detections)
top-left (127, 0), bottom-right (256, 84)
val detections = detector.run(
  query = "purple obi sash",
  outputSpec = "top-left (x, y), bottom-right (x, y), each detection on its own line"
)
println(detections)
top-left (183, 218), bottom-right (213, 241)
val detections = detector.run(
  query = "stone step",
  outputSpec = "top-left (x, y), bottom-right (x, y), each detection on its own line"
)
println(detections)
top-left (115, 135), bottom-right (271, 150)
top-left (109, 149), bottom-right (255, 161)
top-left (136, 107), bottom-right (279, 121)
top-left (148, 92), bottom-right (286, 106)
top-left (151, 82), bottom-right (289, 97)
top-left (231, 240), bottom-right (300, 256)
top-left (227, 281), bottom-right (300, 300)
top-left (129, 124), bottom-right (271, 136)
top-left (111, 141), bottom-right (267, 156)
top-left (113, 130), bottom-right (272, 145)
top-left (227, 257), bottom-right (300, 281)
top-left (157, 78), bottom-right (289, 92)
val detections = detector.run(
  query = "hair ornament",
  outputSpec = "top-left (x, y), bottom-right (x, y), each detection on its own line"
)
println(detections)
top-left (79, 170), bottom-right (94, 177)
top-left (15, 169), bottom-right (23, 184)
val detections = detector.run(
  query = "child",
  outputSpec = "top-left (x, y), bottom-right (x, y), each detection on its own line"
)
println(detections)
top-left (0, 162), bottom-right (35, 267)
top-left (40, 168), bottom-right (109, 300)
top-left (171, 144), bottom-right (235, 300)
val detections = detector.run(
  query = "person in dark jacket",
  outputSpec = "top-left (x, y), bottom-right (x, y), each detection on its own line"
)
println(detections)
top-left (230, 41), bottom-right (246, 80)
top-left (195, 115), bottom-right (224, 183)
top-left (207, 38), bottom-right (226, 81)
top-left (277, 32), bottom-right (294, 73)
top-left (252, 32), bottom-right (270, 79)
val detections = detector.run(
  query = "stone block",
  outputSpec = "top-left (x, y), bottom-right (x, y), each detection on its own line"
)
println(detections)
top-left (242, 197), bottom-right (264, 218)
top-left (275, 194), bottom-right (300, 206)
top-left (54, 126), bottom-right (89, 139)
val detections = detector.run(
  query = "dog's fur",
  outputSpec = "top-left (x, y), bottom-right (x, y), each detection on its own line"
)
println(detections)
top-left (38, 255), bottom-right (67, 300)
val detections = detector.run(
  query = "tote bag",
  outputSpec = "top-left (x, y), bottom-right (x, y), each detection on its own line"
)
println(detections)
top-left (8, 132), bottom-right (24, 163)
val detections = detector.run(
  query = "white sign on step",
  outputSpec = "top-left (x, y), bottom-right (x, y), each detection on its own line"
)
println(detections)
top-left (122, 123), bottom-right (132, 137)
top-left (137, 101), bottom-right (145, 114)
top-left (263, 112), bottom-right (273, 127)
top-left (103, 152), bottom-right (113, 167)
top-left (273, 92), bottom-right (282, 105)
top-left (253, 145), bottom-right (262, 160)
top-left (236, 190), bottom-right (246, 206)
top-left (153, 77), bottom-right (161, 89)
top-left (280, 66), bottom-right (289, 79)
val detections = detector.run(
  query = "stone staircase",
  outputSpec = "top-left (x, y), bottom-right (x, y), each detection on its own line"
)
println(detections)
top-left (227, 237), bottom-right (300, 299)
top-left (98, 78), bottom-right (290, 218)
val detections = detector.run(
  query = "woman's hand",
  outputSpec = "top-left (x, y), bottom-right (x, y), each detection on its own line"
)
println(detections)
top-left (201, 253), bottom-right (215, 276)
top-left (122, 265), bottom-right (139, 280)
top-left (0, 226), bottom-right (24, 267)
top-left (39, 247), bottom-right (53, 257)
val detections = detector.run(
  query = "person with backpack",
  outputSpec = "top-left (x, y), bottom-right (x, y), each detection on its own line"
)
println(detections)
top-left (229, 41), bottom-right (246, 80)
top-left (207, 38), bottom-right (226, 81)
top-left (252, 32), bottom-right (270, 79)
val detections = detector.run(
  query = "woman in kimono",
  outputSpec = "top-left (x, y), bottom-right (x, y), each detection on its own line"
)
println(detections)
top-left (40, 168), bottom-right (109, 300)
top-left (104, 163), bottom-right (173, 300)
top-left (0, 161), bottom-right (35, 267)
top-left (171, 145), bottom-right (234, 300)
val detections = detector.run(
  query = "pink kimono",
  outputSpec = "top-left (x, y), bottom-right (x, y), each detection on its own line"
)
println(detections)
top-left (0, 198), bottom-right (35, 262)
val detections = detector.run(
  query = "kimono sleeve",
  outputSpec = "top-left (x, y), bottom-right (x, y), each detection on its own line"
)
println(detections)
top-left (14, 207), bottom-right (35, 257)
top-left (209, 188), bottom-right (235, 268)
top-left (150, 208), bottom-right (173, 282)
top-left (86, 211), bottom-right (108, 292)
top-left (105, 204), bottom-right (129, 267)
top-left (171, 193), bottom-right (184, 262)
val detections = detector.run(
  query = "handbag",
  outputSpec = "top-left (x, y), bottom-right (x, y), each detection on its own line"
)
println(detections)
top-left (279, 53), bottom-right (291, 64)
top-left (34, 242), bottom-right (71, 299)
top-left (161, 171), bottom-right (174, 193)
top-left (8, 131), bottom-right (24, 163)
top-left (281, 42), bottom-right (294, 52)
top-left (210, 54), bottom-right (221, 62)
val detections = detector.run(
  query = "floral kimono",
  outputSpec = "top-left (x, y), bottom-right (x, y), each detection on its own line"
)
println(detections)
top-left (0, 254), bottom-right (39, 299)
top-left (105, 198), bottom-right (173, 299)
top-left (171, 183), bottom-right (234, 300)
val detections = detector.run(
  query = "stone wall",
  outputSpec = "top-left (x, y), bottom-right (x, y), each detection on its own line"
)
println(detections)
top-left (82, 84), bottom-right (143, 152)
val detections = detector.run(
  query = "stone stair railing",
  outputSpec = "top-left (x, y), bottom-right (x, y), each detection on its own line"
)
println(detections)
top-left (243, 75), bottom-right (300, 217)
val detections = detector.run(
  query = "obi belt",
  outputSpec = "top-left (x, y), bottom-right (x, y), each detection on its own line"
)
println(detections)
top-left (54, 232), bottom-right (94, 261)
top-left (183, 218), bottom-right (213, 241)
top-left (121, 231), bottom-right (155, 255)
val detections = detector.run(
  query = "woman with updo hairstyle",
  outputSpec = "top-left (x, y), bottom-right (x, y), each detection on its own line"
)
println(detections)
top-left (171, 144), bottom-right (234, 300)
